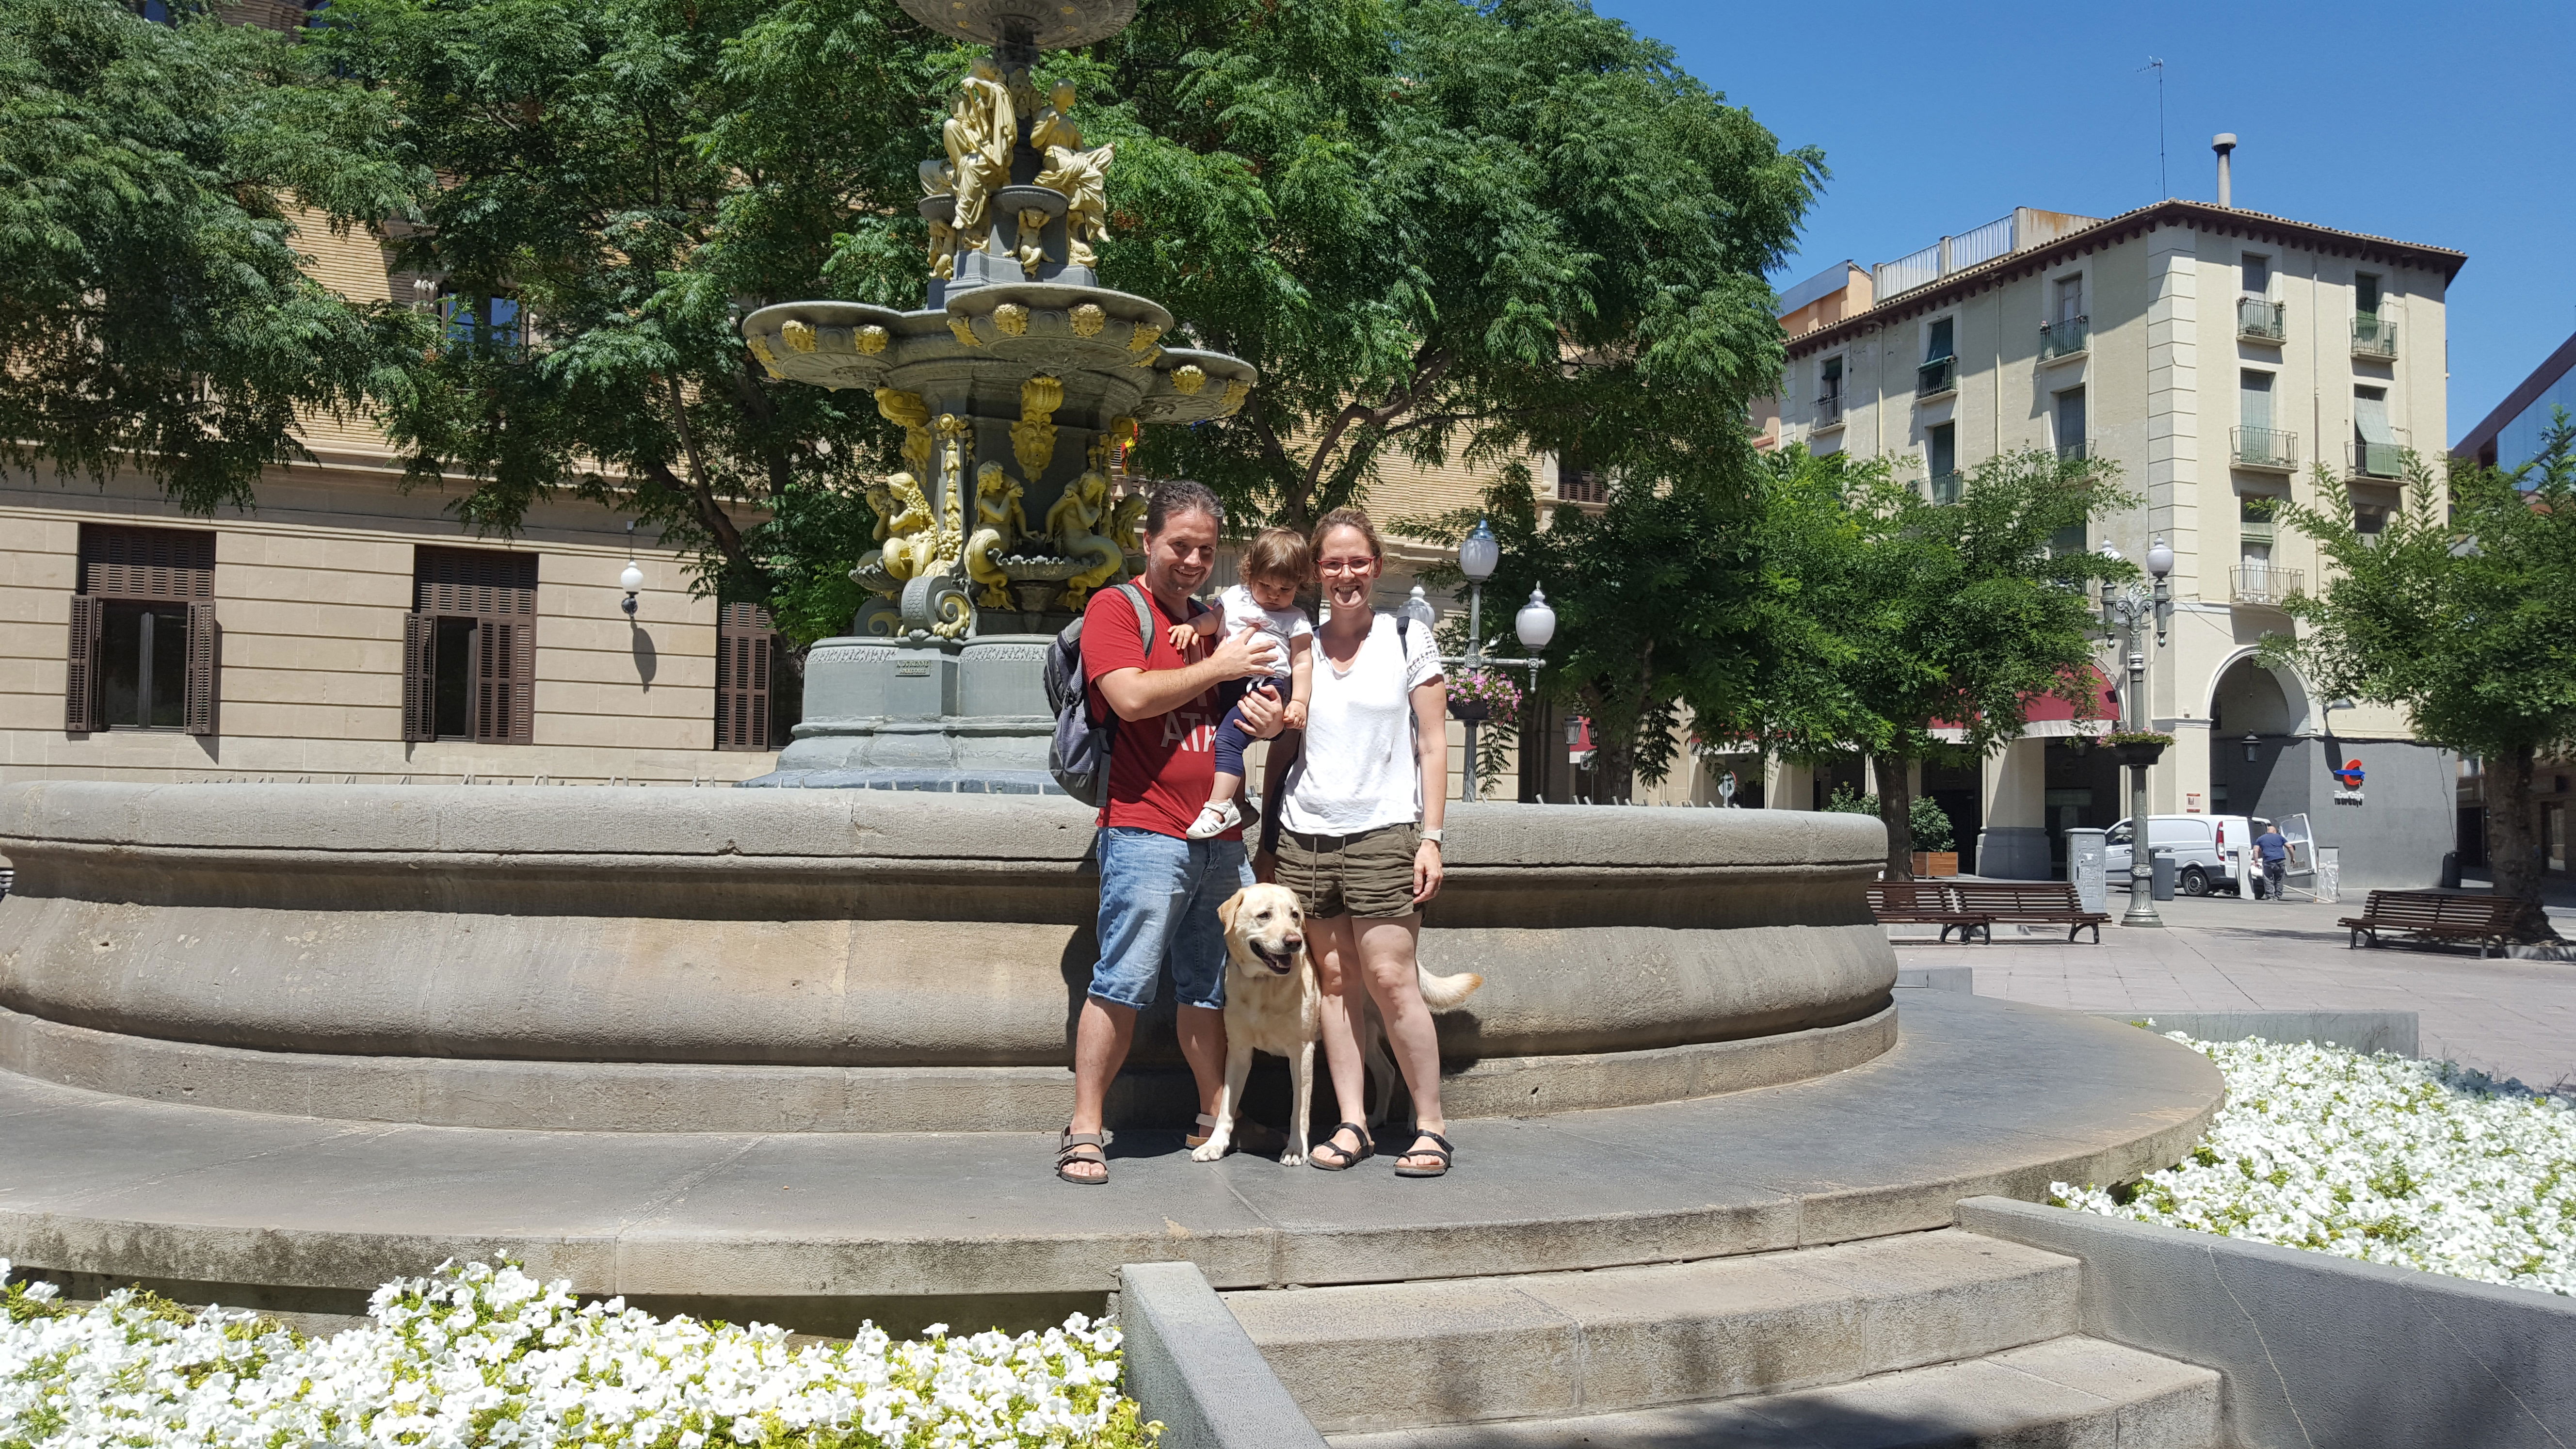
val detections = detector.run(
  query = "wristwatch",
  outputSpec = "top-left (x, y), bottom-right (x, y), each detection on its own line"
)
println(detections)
top-left (1419, 828), bottom-right (1445, 846)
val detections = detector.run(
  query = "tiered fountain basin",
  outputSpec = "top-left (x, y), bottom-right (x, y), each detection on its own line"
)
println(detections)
top-left (0, 783), bottom-right (1899, 1134)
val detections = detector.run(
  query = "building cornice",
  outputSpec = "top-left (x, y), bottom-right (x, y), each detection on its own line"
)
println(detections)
top-left (1785, 199), bottom-right (2468, 360)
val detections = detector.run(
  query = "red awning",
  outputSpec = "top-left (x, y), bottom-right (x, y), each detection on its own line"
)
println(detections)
top-left (1932, 666), bottom-right (2118, 741)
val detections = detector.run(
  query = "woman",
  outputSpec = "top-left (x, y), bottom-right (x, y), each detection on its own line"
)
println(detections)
top-left (1262, 507), bottom-right (1455, 1177)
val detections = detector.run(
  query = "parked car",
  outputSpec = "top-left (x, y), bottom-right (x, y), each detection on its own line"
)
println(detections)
top-left (2104, 815), bottom-right (2276, 896)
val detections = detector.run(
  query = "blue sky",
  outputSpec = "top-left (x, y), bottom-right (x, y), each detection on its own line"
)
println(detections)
top-left (1595, 0), bottom-right (2576, 446)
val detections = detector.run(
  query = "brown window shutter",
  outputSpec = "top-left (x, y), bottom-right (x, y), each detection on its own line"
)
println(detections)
top-left (474, 619), bottom-right (502, 742)
top-left (65, 595), bottom-right (102, 732)
top-left (81, 525), bottom-right (214, 600)
top-left (715, 602), bottom-right (774, 751)
top-left (183, 600), bottom-right (219, 737)
top-left (508, 616), bottom-right (536, 744)
top-left (402, 612), bottom-right (436, 741)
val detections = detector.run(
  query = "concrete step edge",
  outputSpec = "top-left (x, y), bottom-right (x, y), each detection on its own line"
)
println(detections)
top-left (1323, 1336), bottom-right (2223, 1449)
top-left (1226, 1231), bottom-right (2091, 1433)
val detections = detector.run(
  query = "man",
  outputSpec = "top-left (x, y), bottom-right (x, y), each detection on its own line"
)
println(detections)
top-left (2254, 821), bottom-right (2290, 903)
top-left (1058, 480), bottom-right (1284, 1184)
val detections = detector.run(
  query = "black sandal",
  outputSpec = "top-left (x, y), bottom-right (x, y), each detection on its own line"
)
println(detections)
top-left (1393, 1129), bottom-right (1453, 1178)
top-left (1309, 1122), bottom-right (1374, 1171)
top-left (1057, 1128), bottom-right (1109, 1186)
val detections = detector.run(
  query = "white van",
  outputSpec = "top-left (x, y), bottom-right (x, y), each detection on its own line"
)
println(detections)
top-left (2104, 815), bottom-right (2276, 897)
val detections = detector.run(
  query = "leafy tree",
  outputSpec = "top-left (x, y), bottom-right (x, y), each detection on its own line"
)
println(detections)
top-left (0, 0), bottom-right (424, 514)
top-left (1105, 0), bottom-right (1822, 531)
top-left (1742, 446), bottom-right (2134, 879)
top-left (2263, 419), bottom-right (2576, 940)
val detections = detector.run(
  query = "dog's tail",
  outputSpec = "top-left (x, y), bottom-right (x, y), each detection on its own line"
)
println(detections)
top-left (1417, 963), bottom-right (1483, 1012)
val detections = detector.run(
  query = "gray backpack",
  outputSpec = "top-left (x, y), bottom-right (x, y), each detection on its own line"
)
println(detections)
top-left (1043, 581), bottom-right (1154, 805)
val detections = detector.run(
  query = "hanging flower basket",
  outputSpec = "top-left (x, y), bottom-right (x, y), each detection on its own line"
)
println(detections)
top-left (1448, 666), bottom-right (1521, 724)
top-left (2107, 730), bottom-right (2173, 767)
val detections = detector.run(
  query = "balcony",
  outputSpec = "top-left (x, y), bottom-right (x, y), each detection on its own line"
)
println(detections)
top-left (2230, 565), bottom-right (2303, 607)
top-left (1916, 355), bottom-right (1958, 399)
top-left (2038, 316), bottom-right (2089, 361)
top-left (2346, 439), bottom-right (2405, 481)
top-left (2233, 425), bottom-right (2299, 473)
top-left (1814, 393), bottom-right (1845, 429)
top-left (1927, 471), bottom-right (1963, 505)
top-left (2057, 439), bottom-right (2092, 463)
top-left (1557, 467), bottom-right (1606, 505)
top-left (2351, 315), bottom-right (2398, 360)
top-left (2238, 297), bottom-right (2287, 344)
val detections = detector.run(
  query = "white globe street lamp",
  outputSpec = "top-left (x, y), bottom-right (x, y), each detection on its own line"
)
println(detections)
top-left (1515, 585), bottom-right (1556, 650)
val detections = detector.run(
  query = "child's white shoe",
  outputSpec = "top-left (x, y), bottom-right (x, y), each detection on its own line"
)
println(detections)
top-left (1186, 801), bottom-right (1243, 839)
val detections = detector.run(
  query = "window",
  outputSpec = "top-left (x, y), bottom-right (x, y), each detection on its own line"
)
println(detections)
top-left (2054, 275), bottom-right (2084, 327)
top-left (1816, 356), bottom-right (1844, 425)
top-left (2353, 385), bottom-right (2399, 478)
top-left (2241, 254), bottom-right (2270, 298)
top-left (1927, 423), bottom-right (1958, 503)
top-left (1557, 466), bottom-right (1605, 504)
top-left (1926, 317), bottom-right (1955, 363)
top-left (1917, 319), bottom-right (1957, 396)
top-left (65, 526), bottom-right (218, 735)
top-left (2240, 370), bottom-right (2273, 432)
top-left (2355, 273), bottom-right (2382, 319)
top-left (439, 293), bottom-right (523, 359)
top-left (2055, 387), bottom-right (2087, 460)
top-left (131, 0), bottom-right (175, 23)
top-left (2354, 504), bottom-right (2390, 537)
top-left (404, 547), bottom-right (537, 743)
top-left (716, 602), bottom-right (796, 751)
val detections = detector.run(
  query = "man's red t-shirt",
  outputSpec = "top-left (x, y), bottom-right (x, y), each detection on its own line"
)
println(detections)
top-left (1082, 585), bottom-right (1241, 840)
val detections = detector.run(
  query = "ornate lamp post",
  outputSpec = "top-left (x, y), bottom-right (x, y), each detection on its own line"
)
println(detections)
top-left (2101, 538), bottom-right (2175, 926)
top-left (1442, 519), bottom-right (1553, 800)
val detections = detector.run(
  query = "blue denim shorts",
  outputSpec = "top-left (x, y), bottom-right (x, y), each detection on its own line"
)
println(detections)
top-left (1091, 826), bottom-right (1253, 1012)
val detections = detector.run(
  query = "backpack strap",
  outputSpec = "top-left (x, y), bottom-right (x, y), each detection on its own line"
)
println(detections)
top-left (1117, 580), bottom-right (1152, 657)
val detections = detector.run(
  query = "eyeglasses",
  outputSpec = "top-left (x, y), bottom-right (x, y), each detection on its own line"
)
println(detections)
top-left (1317, 557), bottom-right (1375, 577)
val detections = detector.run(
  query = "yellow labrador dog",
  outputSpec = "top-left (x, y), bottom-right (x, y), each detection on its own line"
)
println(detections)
top-left (1191, 883), bottom-right (1484, 1165)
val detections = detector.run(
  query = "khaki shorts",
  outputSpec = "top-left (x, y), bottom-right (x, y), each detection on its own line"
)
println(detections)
top-left (1275, 822), bottom-right (1421, 920)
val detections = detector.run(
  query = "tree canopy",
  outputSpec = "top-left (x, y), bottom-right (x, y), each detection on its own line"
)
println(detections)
top-left (2265, 420), bottom-right (2576, 937)
top-left (0, 0), bottom-right (422, 513)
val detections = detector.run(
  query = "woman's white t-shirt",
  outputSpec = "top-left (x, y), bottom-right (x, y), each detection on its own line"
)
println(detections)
top-left (1278, 613), bottom-right (1444, 836)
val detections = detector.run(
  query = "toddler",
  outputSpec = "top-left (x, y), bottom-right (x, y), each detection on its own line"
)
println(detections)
top-left (1173, 526), bottom-right (1314, 840)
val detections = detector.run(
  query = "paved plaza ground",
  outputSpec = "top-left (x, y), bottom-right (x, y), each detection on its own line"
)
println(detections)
top-left (1894, 873), bottom-right (2576, 1091)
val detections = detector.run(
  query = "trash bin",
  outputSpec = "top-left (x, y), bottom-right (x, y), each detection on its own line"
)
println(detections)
top-left (2440, 851), bottom-right (2463, 890)
top-left (2150, 848), bottom-right (2177, 902)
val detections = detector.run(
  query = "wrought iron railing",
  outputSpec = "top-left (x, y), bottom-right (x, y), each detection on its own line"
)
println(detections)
top-left (1928, 471), bottom-right (1964, 505)
top-left (1557, 467), bottom-right (1606, 504)
top-left (1814, 393), bottom-right (1844, 428)
top-left (2229, 566), bottom-right (2303, 606)
top-left (2238, 298), bottom-right (2287, 342)
top-left (2347, 440), bottom-right (2405, 480)
top-left (2039, 316), bottom-right (2089, 360)
top-left (2351, 316), bottom-right (2397, 359)
top-left (1916, 355), bottom-right (1957, 398)
top-left (2057, 439), bottom-right (2091, 463)
top-left (2233, 426), bottom-right (2298, 471)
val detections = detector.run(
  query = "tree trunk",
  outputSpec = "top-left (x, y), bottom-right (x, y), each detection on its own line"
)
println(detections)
top-left (2485, 745), bottom-right (2558, 941)
top-left (1874, 750), bottom-right (1916, 881)
top-left (1594, 731), bottom-right (1636, 803)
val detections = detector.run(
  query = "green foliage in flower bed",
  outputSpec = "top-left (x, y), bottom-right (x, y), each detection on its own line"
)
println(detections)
top-left (1819, 785), bottom-right (1955, 852)
top-left (0, 1258), bottom-right (1154, 1449)
top-left (2054, 1034), bottom-right (2576, 1295)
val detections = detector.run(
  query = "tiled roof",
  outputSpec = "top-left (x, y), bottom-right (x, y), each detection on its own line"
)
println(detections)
top-left (1786, 199), bottom-right (2467, 357)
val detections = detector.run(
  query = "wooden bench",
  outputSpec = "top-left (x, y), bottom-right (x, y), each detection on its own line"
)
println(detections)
top-left (1946, 883), bottom-right (2111, 944)
top-left (1866, 882), bottom-right (1991, 944)
top-left (2338, 890), bottom-right (2521, 957)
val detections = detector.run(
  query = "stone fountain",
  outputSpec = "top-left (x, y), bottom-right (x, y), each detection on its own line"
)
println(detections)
top-left (740, 0), bottom-right (1253, 790)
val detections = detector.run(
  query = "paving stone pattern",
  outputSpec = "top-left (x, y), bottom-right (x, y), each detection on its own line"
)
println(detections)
top-left (1892, 884), bottom-right (2576, 1090)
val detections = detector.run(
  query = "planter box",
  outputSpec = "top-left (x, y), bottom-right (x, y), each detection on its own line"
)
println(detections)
top-left (1447, 699), bottom-right (1492, 723)
top-left (1910, 852), bottom-right (1959, 878)
top-left (2112, 742), bottom-right (2168, 768)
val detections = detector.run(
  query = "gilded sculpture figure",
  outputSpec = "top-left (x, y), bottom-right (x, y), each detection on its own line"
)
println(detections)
top-left (1012, 373), bottom-right (1063, 479)
top-left (1037, 140), bottom-right (1114, 270)
top-left (941, 57), bottom-right (1015, 251)
top-left (861, 472), bottom-right (937, 583)
top-left (1014, 205), bottom-right (1052, 274)
top-left (964, 463), bottom-right (1028, 609)
top-left (919, 158), bottom-right (960, 279)
top-left (875, 388), bottom-right (934, 479)
top-left (1026, 80), bottom-right (1082, 155)
top-left (1045, 467), bottom-right (1124, 607)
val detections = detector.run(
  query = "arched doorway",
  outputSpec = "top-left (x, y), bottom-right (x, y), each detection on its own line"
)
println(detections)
top-left (2209, 653), bottom-right (2312, 818)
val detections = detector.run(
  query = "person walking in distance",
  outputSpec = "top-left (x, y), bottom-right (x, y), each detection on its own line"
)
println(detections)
top-left (1056, 481), bottom-right (1287, 1185)
top-left (2254, 821), bottom-right (2290, 903)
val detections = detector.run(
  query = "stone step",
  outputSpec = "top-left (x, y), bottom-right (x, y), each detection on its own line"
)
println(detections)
top-left (1327, 1336), bottom-right (2222, 1449)
top-left (1225, 1230), bottom-right (2083, 1434)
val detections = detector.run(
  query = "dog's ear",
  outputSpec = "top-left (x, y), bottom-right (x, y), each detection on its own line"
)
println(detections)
top-left (1217, 888), bottom-right (1244, 937)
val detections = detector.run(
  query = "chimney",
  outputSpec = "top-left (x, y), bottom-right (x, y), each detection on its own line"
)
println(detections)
top-left (2212, 133), bottom-right (2238, 209)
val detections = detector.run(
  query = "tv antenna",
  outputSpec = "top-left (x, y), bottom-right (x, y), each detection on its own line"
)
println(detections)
top-left (2141, 57), bottom-right (2167, 196)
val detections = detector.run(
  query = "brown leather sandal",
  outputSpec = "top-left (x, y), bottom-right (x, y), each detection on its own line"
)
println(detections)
top-left (1057, 1128), bottom-right (1109, 1185)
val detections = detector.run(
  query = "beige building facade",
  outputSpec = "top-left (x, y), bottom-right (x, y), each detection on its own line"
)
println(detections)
top-left (1766, 198), bottom-right (2465, 886)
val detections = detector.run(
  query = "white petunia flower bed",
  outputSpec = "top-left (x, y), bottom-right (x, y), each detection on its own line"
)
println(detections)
top-left (0, 1257), bottom-right (1153, 1449)
top-left (2053, 1033), bottom-right (2576, 1295)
